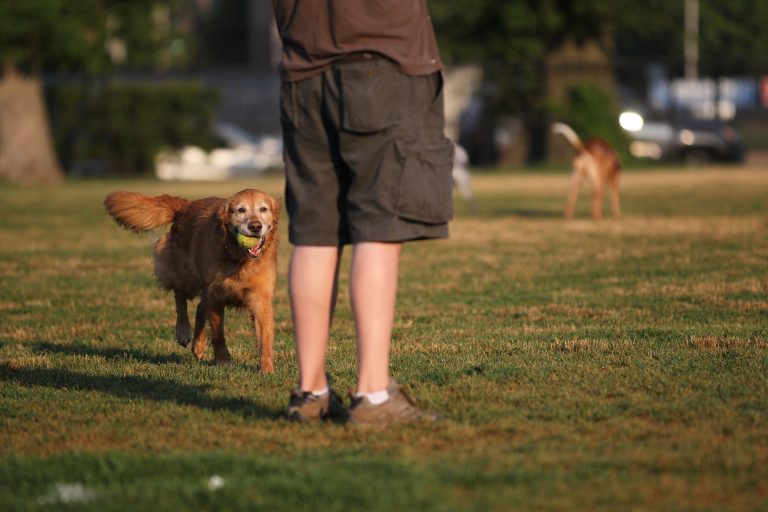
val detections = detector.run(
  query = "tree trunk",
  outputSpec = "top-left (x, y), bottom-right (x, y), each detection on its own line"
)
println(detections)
top-left (0, 64), bottom-right (64, 185)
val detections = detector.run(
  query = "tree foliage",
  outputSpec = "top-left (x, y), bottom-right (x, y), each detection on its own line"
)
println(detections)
top-left (431, 0), bottom-right (615, 67)
top-left (431, 0), bottom-right (768, 75)
top-left (0, 0), bottom-right (193, 73)
top-left (699, 0), bottom-right (768, 75)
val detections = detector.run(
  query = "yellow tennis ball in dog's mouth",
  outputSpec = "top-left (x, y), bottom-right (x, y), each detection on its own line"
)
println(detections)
top-left (236, 232), bottom-right (260, 248)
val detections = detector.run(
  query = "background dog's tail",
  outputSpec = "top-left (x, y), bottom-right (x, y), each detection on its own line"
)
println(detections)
top-left (552, 122), bottom-right (585, 153)
top-left (104, 191), bottom-right (189, 233)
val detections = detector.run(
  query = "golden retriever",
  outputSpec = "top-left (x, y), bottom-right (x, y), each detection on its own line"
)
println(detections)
top-left (104, 188), bottom-right (279, 372)
top-left (552, 122), bottom-right (621, 220)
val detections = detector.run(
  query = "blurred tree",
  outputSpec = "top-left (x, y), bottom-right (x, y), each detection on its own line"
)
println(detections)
top-left (431, 0), bottom-right (768, 162)
top-left (431, 0), bottom-right (637, 163)
top-left (432, 0), bottom-right (682, 111)
top-left (433, 0), bottom-right (768, 106)
top-left (0, 0), bottom-right (193, 184)
top-left (698, 0), bottom-right (768, 75)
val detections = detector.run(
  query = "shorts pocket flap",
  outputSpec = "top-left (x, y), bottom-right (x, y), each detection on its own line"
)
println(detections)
top-left (395, 137), bottom-right (455, 224)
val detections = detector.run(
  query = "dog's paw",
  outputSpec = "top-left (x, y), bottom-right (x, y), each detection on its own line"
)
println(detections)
top-left (192, 343), bottom-right (207, 360)
top-left (213, 346), bottom-right (233, 365)
top-left (260, 359), bottom-right (274, 374)
top-left (176, 324), bottom-right (192, 347)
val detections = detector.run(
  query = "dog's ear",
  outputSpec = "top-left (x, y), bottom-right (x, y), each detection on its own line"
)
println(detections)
top-left (272, 196), bottom-right (282, 224)
top-left (218, 201), bottom-right (232, 226)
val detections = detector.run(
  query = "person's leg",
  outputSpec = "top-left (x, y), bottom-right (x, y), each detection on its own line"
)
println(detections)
top-left (346, 240), bottom-right (440, 426)
top-left (289, 245), bottom-right (343, 392)
top-left (350, 241), bottom-right (402, 394)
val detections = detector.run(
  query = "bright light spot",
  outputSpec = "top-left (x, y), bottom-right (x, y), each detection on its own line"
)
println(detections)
top-left (619, 112), bottom-right (644, 131)
top-left (680, 129), bottom-right (695, 145)
top-left (630, 141), bottom-right (662, 159)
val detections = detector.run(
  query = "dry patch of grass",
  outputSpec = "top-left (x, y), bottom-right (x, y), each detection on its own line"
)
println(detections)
top-left (550, 338), bottom-right (636, 353)
top-left (684, 335), bottom-right (768, 350)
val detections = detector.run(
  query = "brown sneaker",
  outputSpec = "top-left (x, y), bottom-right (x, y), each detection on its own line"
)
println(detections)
top-left (287, 382), bottom-right (346, 424)
top-left (347, 379), bottom-right (438, 427)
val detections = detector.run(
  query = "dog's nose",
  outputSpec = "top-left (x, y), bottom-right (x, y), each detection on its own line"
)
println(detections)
top-left (248, 222), bottom-right (263, 234)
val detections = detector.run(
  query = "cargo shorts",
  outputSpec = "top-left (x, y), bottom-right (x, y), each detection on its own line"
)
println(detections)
top-left (280, 56), bottom-right (454, 246)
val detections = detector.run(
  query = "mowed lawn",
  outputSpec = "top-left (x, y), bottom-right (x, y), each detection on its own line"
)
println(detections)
top-left (0, 167), bottom-right (766, 511)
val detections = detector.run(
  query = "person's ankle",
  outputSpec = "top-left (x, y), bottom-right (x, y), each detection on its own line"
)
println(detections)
top-left (299, 372), bottom-right (329, 394)
top-left (355, 388), bottom-right (389, 405)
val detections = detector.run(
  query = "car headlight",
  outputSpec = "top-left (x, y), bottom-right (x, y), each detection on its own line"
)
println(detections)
top-left (619, 111), bottom-right (644, 132)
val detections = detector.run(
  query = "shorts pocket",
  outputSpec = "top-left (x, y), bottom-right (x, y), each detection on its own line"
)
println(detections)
top-left (339, 61), bottom-right (402, 133)
top-left (395, 136), bottom-right (455, 224)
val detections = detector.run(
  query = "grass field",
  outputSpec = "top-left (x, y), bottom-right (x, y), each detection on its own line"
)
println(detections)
top-left (1, 166), bottom-right (766, 510)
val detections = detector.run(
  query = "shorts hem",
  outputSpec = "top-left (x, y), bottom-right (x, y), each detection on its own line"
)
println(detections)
top-left (289, 223), bottom-right (449, 246)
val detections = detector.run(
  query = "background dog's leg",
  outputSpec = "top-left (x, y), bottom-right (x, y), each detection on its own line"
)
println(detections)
top-left (565, 170), bottom-right (581, 220)
top-left (591, 182), bottom-right (604, 220)
top-left (208, 304), bottom-right (232, 364)
top-left (609, 174), bottom-right (621, 219)
top-left (250, 298), bottom-right (274, 373)
top-left (191, 297), bottom-right (208, 360)
top-left (174, 293), bottom-right (191, 347)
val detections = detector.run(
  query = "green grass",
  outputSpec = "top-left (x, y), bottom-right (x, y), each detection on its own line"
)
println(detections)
top-left (1, 167), bottom-right (767, 511)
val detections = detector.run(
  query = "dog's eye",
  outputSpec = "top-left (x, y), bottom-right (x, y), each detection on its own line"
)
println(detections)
top-left (237, 207), bottom-right (247, 214)
top-left (259, 207), bottom-right (268, 213)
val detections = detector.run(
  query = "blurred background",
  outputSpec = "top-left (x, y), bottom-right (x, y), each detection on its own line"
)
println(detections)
top-left (1, 0), bottom-right (767, 184)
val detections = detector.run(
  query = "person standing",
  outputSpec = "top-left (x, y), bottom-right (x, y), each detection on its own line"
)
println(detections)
top-left (273, 0), bottom-right (454, 426)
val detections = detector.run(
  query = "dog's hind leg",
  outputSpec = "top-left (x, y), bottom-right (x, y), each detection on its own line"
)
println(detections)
top-left (565, 170), bottom-right (582, 220)
top-left (608, 173), bottom-right (621, 219)
top-left (591, 182), bottom-right (604, 220)
top-left (208, 303), bottom-right (232, 364)
top-left (174, 293), bottom-right (192, 347)
top-left (191, 297), bottom-right (208, 360)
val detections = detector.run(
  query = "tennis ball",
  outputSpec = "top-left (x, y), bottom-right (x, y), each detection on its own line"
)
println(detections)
top-left (236, 232), bottom-right (260, 248)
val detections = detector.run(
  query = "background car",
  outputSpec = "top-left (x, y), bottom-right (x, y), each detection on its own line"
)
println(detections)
top-left (624, 116), bottom-right (745, 165)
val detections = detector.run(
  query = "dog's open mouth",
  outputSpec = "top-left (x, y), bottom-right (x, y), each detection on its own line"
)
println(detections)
top-left (236, 232), bottom-right (267, 259)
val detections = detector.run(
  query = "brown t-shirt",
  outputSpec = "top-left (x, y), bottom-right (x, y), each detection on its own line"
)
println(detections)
top-left (272, 0), bottom-right (443, 82)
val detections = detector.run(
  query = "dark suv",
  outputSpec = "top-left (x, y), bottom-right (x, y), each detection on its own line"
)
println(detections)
top-left (624, 117), bottom-right (745, 165)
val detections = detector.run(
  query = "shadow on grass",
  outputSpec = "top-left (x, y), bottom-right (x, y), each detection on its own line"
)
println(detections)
top-left (0, 363), bottom-right (279, 419)
top-left (30, 340), bottom-right (265, 373)
top-left (31, 341), bottom-right (185, 365)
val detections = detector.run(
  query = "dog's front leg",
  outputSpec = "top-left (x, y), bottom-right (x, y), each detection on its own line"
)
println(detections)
top-left (174, 293), bottom-right (192, 347)
top-left (249, 296), bottom-right (274, 373)
top-left (191, 296), bottom-right (208, 360)
top-left (208, 303), bottom-right (232, 364)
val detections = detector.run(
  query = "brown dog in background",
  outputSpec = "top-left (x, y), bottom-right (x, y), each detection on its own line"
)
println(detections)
top-left (552, 122), bottom-right (621, 220)
top-left (104, 188), bottom-right (279, 372)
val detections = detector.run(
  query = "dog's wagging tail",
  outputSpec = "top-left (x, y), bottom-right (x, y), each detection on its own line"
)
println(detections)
top-left (104, 189), bottom-right (279, 372)
top-left (104, 192), bottom-right (190, 232)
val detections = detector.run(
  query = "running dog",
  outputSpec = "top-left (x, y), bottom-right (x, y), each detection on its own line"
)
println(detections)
top-left (104, 188), bottom-right (279, 371)
top-left (552, 122), bottom-right (621, 220)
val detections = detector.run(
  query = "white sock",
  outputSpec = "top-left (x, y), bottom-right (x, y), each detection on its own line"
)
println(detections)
top-left (356, 389), bottom-right (389, 405)
top-left (295, 387), bottom-right (328, 397)
top-left (310, 387), bottom-right (328, 397)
